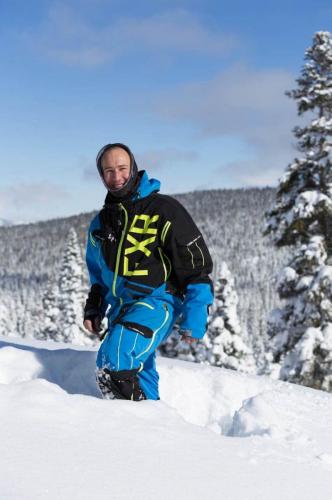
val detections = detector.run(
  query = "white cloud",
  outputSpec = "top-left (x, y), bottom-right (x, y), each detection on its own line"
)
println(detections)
top-left (154, 63), bottom-right (296, 137)
top-left (136, 148), bottom-right (199, 171)
top-left (148, 63), bottom-right (302, 186)
top-left (114, 10), bottom-right (239, 56)
top-left (216, 156), bottom-right (293, 188)
top-left (83, 168), bottom-right (97, 180)
top-left (0, 182), bottom-right (70, 222)
top-left (82, 147), bottom-right (198, 180)
top-left (23, 3), bottom-right (240, 67)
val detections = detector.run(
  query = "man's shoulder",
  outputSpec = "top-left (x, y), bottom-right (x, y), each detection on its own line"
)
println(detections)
top-left (153, 193), bottom-right (187, 213)
top-left (152, 193), bottom-right (200, 241)
top-left (88, 213), bottom-right (101, 231)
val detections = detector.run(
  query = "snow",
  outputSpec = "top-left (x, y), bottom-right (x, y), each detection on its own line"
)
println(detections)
top-left (280, 327), bottom-right (325, 383)
top-left (277, 266), bottom-right (298, 289)
top-left (1, 335), bottom-right (332, 500)
top-left (294, 191), bottom-right (332, 220)
top-left (311, 116), bottom-right (332, 130)
top-left (322, 323), bottom-right (332, 351)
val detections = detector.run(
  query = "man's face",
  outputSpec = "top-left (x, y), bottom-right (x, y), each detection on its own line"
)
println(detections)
top-left (101, 147), bottom-right (131, 190)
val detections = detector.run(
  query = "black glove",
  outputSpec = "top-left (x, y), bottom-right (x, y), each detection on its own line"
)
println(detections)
top-left (84, 284), bottom-right (106, 334)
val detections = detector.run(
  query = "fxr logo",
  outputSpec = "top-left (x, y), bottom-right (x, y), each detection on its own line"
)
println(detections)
top-left (123, 214), bottom-right (159, 276)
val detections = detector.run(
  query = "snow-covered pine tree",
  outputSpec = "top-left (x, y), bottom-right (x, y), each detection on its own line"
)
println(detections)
top-left (39, 227), bottom-right (94, 345)
top-left (0, 294), bottom-right (17, 338)
top-left (38, 283), bottom-right (60, 341)
top-left (158, 321), bottom-right (198, 363)
top-left (160, 262), bottom-right (254, 371)
top-left (0, 300), bottom-right (9, 337)
top-left (57, 227), bottom-right (93, 345)
top-left (264, 31), bottom-right (332, 391)
top-left (204, 262), bottom-right (254, 371)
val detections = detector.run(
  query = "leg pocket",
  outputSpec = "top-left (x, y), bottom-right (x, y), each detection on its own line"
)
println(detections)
top-left (134, 303), bottom-right (170, 360)
top-left (115, 300), bottom-right (167, 336)
top-left (120, 321), bottom-right (153, 338)
top-left (117, 301), bottom-right (171, 361)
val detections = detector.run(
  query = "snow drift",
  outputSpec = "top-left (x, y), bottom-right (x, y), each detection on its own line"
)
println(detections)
top-left (0, 335), bottom-right (332, 500)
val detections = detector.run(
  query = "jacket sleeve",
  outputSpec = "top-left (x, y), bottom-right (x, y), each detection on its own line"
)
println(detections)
top-left (84, 217), bottom-right (109, 319)
top-left (162, 200), bottom-right (214, 339)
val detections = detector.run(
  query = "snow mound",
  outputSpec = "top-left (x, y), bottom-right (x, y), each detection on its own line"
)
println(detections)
top-left (229, 391), bottom-right (308, 440)
top-left (0, 337), bottom-right (99, 397)
top-left (230, 391), bottom-right (286, 437)
top-left (1, 336), bottom-right (332, 500)
top-left (0, 346), bottom-right (43, 384)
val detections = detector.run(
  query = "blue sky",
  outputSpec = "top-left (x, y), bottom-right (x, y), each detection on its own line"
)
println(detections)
top-left (0, 0), bottom-right (331, 222)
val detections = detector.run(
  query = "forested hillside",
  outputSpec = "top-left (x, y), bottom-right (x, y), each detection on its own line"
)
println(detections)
top-left (0, 187), bottom-right (288, 369)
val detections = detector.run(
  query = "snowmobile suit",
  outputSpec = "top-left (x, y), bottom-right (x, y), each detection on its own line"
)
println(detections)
top-left (85, 170), bottom-right (213, 400)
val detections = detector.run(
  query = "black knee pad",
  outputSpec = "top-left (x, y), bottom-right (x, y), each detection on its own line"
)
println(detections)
top-left (96, 368), bottom-right (147, 401)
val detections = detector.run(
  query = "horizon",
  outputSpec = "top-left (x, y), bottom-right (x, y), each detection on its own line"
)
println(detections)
top-left (0, 183), bottom-right (276, 227)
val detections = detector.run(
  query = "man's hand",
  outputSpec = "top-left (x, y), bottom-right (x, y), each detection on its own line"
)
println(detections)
top-left (181, 336), bottom-right (198, 345)
top-left (83, 314), bottom-right (102, 334)
top-left (83, 319), bottom-right (97, 334)
top-left (179, 329), bottom-right (198, 345)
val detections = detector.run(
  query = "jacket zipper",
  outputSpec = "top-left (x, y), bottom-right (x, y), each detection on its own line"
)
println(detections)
top-left (112, 203), bottom-right (128, 297)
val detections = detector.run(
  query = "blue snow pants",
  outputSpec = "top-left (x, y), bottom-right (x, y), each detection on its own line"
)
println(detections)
top-left (96, 297), bottom-right (179, 400)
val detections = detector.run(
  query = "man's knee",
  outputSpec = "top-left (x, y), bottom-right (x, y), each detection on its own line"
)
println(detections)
top-left (96, 367), bottom-right (147, 401)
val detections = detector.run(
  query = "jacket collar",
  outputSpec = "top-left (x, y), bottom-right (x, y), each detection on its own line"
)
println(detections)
top-left (104, 170), bottom-right (160, 206)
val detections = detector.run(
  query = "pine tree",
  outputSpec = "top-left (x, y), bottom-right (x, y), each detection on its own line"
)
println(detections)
top-left (38, 284), bottom-right (60, 341)
top-left (40, 227), bottom-right (94, 345)
top-left (204, 262), bottom-right (254, 371)
top-left (159, 262), bottom-right (254, 371)
top-left (158, 321), bottom-right (198, 363)
top-left (264, 31), bottom-right (332, 391)
top-left (58, 227), bottom-right (93, 344)
top-left (0, 300), bottom-right (9, 337)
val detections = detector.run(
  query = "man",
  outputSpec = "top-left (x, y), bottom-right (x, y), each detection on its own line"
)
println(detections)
top-left (84, 142), bottom-right (213, 401)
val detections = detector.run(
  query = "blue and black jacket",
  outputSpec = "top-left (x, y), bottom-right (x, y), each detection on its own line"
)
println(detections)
top-left (84, 171), bottom-right (213, 339)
